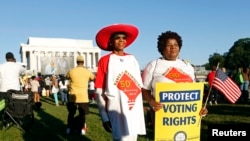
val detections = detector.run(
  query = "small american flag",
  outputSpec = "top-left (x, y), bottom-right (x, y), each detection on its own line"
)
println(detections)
top-left (212, 68), bottom-right (241, 103)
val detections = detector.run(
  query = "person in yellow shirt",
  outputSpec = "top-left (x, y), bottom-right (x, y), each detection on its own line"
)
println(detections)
top-left (66, 55), bottom-right (95, 135)
top-left (21, 74), bottom-right (28, 91)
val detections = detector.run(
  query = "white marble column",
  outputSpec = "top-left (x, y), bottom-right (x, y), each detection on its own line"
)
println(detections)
top-left (32, 52), bottom-right (36, 70)
top-left (73, 52), bottom-right (77, 66)
top-left (37, 52), bottom-right (41, 72)
top-left (87, 52), bottom-right (91, 69)
top-left (22, 50), bottom-right (26, 65)
top-left (93, 52), bottom-right (96, 68)
top-left (27, 51), bottom-right (31, 69)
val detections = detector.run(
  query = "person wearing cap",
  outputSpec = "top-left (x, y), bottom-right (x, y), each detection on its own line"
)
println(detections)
top-left (66, 55), bottom-right (95, 135)
top-left (0, 52), bottom-right (26, 93)
top-left (95, 24), bottom-right (146, 141)
top-left (141, 31), bottom-right (208, 128)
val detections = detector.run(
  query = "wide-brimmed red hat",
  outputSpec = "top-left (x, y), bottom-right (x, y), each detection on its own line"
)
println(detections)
top-left (95, 24), bottom-right (139, 51)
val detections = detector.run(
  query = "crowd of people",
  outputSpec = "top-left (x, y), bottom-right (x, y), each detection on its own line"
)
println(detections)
top-left (229, 66), bottom-right (250, 103)
top-left (19, 72), bottom-right (68, 107)
top-left (1, 23), bottom-right (249, 140)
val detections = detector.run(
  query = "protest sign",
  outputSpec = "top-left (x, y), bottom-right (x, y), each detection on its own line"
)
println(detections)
top-left (155, 82), bottom-right (204, 141)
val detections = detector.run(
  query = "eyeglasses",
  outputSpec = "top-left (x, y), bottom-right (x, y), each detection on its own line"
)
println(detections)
top-left (166, 44), bottom-right (179, 48)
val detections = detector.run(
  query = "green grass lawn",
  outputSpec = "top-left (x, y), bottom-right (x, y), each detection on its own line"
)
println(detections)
top-left (0, 96), bottom-right (250, 141)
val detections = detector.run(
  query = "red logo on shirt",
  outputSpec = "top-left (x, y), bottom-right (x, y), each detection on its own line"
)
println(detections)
top-left (163, 67), bottom-right (193, 82)
top-left (116, 71), bottom-right (141, 110)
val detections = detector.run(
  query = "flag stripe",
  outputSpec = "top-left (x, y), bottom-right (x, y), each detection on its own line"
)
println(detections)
top-left (215, 79), bottom-right (240, 101)
top-left (212, 68), bottom-right (241, 103)
top-left (213, 79), bottom-right (239, 103)
top-left (213, 82), bottom-right (239, 102)
top-left (214, 79), bottom-right (241, 98)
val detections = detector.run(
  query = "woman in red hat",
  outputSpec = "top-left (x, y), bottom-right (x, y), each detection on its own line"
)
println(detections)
top-left (95, 24), bottom-right (146, 141)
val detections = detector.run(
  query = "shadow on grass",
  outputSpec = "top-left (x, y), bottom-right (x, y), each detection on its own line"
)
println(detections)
top-left (88, 103), bottom-right (101, 117)
top-left (207, 102), bottom-right (250, 117)
top-left (40, 96), bottom-right (57, 105)
top-left (21, 97), bottom-right (92, 141)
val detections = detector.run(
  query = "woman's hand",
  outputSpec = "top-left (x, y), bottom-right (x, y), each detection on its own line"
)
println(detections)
top-left (142, 88), bottom-right (163, 111)
top-left (199, 107), bottom-right (208, 117)
top-left (149, 98), bottom-right (163, 111)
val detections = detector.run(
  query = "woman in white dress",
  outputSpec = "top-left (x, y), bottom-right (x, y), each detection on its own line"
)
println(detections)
top-left (95, 24), bottom-right (146, 141)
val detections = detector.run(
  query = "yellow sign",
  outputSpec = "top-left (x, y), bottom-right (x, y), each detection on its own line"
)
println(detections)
top-left (155, 82), bottom-right (204, 141)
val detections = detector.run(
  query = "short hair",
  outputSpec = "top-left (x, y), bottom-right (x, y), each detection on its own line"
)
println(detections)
top-left (157, 31), bottom-right (182, 56)
top-left (5, 52), bottom-right (15, 60)
top-left (31, 76), bottom-right (36, 79)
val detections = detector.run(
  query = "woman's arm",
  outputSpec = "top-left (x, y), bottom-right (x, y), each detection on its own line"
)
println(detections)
top-left (142, 88), bottom-right (163, 111)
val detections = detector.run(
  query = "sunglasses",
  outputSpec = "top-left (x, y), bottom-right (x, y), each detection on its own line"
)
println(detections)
top-left (112, 35), bottom-right (127, 40)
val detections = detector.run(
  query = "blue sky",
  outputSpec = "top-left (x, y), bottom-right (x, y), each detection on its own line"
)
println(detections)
top-left (0, 1), bottom-right (249, 69)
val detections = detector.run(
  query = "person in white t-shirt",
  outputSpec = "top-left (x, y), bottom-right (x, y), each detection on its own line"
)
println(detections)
top-left (0, 52), bottom-right (26, 93)
top-left (95, 24), bottom-right (146, 141)
top-left (141, 31), bottom-right (208, 128)
top-left (58, 75), bottom-right (69, 105)
top-left (30, 75), bottom-right (40, 103)
top-left (88, 80), bottom-right (96, 104)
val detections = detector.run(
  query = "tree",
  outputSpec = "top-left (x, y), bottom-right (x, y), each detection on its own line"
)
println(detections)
top-left (224, 38), bottom-right (250, 70)
top-left (203, 63), bottom-right (210, 70)
top-left (208, 53), bottom-right (224, 69)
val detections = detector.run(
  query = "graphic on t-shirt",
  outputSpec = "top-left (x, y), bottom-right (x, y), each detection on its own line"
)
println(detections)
top-left (115, 71), bottom-right (141, 110)
top-left (163, 67), bottom-right (193, 82)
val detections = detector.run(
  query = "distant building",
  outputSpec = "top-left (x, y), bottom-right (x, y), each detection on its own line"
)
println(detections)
top-left (19, 37), bottom-right (101, 75)
top-left (194, 66), bottom-right (209, 82)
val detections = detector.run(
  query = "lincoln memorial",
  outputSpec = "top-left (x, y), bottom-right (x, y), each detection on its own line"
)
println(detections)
top-left (19, 37), bottom-right (101, 75)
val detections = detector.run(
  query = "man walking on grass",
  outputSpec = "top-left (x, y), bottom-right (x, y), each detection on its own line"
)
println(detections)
top-left (66, 55), bottom-right (95, 135)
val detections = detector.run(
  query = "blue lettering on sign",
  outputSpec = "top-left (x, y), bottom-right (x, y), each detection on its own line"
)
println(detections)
top-left (159, 90), bottom-right (200, 102)
top-left (162, 116), bottom-right (196, 126)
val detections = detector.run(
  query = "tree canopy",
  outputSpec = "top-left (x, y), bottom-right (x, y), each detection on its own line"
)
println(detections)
top-left (225, 38), bottom-right (250, 69)
top-left (208, 53), bottom-right (224, 68)
top-left (207, 38), bottom-right (250, 70)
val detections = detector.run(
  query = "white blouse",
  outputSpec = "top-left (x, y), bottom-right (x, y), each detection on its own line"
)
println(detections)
top-left (142, 58), bottom-right (195, 96)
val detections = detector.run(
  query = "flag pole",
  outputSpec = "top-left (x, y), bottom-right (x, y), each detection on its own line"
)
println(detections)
top-left (203, 62), bottom-right (220, 107)
top-left (197, 62), bottom-right (220, 126)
